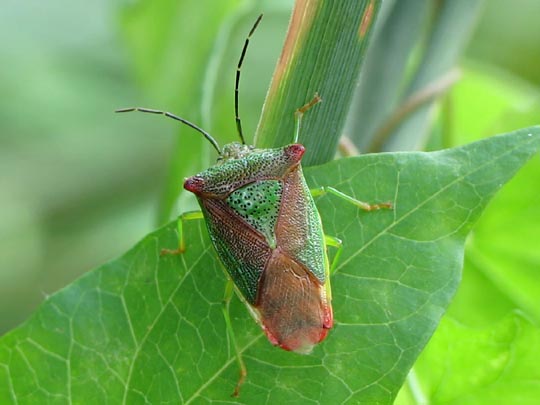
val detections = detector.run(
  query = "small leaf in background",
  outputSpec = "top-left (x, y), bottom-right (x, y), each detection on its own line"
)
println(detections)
top-left (397, 314), bottom-right (540, 404)
top-left (345, 0), bottom-right (431, 151)
top-left (446, 68), bottom-right (540, 326)
top-left (119, 0), bottom-right (249, 224)
top-left (0, 129), bottom-right (538, 403)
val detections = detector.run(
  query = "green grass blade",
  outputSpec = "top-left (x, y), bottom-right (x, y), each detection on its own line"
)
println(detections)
top-left (255, 0), bottom-right (382, 166)
top-left (383, 0), bottom-right (484, 151)
top-left (345, 0), bottom-right (431, 151)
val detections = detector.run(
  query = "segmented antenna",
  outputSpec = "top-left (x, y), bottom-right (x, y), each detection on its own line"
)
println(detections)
top-left (235, 14), bottom-right (263, 145)
top-left (115, 107), bottom-right (222, 155)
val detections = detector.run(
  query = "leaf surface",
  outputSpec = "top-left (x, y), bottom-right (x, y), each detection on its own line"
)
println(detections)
top-left (0, 129), bottom-right (538, 404)
top-left (398, 313), bottom-right (540, 404)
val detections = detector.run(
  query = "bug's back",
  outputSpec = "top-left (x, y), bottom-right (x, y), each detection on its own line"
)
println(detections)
top-left (184, 143), bottom-right (332, 353)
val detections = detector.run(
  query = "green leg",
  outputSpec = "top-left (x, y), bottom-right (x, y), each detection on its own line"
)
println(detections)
top-left (311, 186), bottom-right (393, 211)
top-left (294, 93), bottom-right (322, 143)
top-left (160, 211), bottom-right (204, 255)
top-left (222, 279), bottom-right (247, 397)
top-left (325, 235), bottom-right (343, 276)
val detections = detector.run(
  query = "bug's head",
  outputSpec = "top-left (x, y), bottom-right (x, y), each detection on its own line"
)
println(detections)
top-left (218, 142), bottom-right (255, 163)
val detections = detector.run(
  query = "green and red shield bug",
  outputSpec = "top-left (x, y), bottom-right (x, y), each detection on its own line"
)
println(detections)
top-left (116, 14), bottom-right (391, 396)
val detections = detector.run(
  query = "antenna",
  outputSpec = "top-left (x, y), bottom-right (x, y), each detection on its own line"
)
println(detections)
top-left (235, 14), bottom-right (263, 145)
top-left (115, 107), bottom-right (222, 155)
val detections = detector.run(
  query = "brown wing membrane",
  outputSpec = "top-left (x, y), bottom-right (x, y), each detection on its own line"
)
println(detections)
top-left (256, 249), bottom-right (333, 354)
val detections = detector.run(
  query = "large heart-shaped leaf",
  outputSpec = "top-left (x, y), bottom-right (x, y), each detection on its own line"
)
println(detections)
top-left (0, 129), bottom-right (538, 403)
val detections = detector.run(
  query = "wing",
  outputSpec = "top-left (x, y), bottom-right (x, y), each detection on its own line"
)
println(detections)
top-left (201, 197), bottom-right (272, 304)
top-left (256, 249), bottom-right (333, 354)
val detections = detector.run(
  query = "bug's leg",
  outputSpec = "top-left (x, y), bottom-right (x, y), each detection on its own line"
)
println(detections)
top-left (160, 211), bottom-right (204, 255)
top-left (311, 186), bottom-right (393, 211)
top-left (293, 93), bottom-right (322, 143)
top-left (222, 279), bottom-right (247, 397)
top-left (325, 235), bottom-right (343, 276)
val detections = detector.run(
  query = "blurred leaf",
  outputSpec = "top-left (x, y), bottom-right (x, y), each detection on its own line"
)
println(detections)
top-left (0, 0), bottom-right (178, 334)
top-left (396, 67), bottom-right (540, 404)
top-left (119, 0), bottom-right (245, 224)
top-left (397, 314), bottom-right (540, 404)
top-left (0, 129), bottom-right (538, 403)
top-left (467, 0), bottom-right (540, 85)
top-left (459, 154), bottom-right (540, 323)
top-left (255, 0), bottom-right (382, 165)
top-left (120, 0), bottom-right (242, 103)
top-left (383, 0), bottom-right (484, 152)
top-left (444, 253), bottom-right (517, 326)
top-left (451, 66), bottom-right (540, 142)
top-left (446, 67), bottom-right (540, 324)
top-left (346, 0), bottom-right (431, 151)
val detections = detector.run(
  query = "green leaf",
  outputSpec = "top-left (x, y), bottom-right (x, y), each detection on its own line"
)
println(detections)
top-left (0, 129), bottom-right (538, 403)
top-left (454, 154), bottom-right (540, 323)
top-left (396, 68), bottom-right (540, 404)
top-left (397, 313), bottom-right (540, 404)
top-left (445, 67), bottom-right (540, 324)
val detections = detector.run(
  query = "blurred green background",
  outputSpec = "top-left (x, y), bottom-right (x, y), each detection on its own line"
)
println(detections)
top-left (1, 0), bottom-right (539, 337)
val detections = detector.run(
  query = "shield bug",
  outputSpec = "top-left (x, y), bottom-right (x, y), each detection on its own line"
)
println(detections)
top-left (117, 14), bottom-right (391, 396)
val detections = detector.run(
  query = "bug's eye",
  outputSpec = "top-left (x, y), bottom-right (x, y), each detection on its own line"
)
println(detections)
top-left (285, 144), bottom-right (306, 162)
top-left (184, 176), bottom-right (205, 193)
